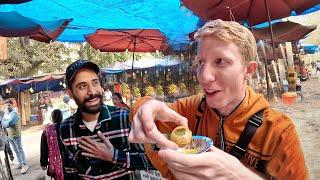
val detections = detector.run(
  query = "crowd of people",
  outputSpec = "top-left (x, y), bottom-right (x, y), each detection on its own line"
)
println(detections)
top-left (1, 20), bottom-right (309, 179)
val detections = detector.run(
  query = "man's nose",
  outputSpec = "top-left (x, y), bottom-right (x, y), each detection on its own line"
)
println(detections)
top-left (87, 84), bottom-right (95, 95)
top-left (198, 65), bottom-right (216, 83)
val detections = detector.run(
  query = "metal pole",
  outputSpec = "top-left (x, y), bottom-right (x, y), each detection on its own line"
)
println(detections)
top-left (130, 36), bottom-right (137, 107)
top-left (259, 41), bottom-right (270, 100)
top-left (264, 0), bottom-right (283, 94)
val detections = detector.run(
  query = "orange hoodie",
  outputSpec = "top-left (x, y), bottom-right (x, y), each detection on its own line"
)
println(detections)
top-left (131, 86), bottom-right (308, 179)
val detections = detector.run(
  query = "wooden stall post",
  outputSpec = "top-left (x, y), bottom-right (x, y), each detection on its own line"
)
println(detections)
top-left (19, 91), bottom-right (31, 126)
top-left (285, 42), bottom-right (296, 92)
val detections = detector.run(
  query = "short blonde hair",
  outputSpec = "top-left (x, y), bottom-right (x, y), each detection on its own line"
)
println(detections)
top-left (194, 19), bottom-right (257, 64)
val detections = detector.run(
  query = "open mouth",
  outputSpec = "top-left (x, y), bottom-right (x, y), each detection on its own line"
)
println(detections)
top-left (205, 89), bottom-right (221, 96)
top-left (85, 97), bottom-right (100, 104)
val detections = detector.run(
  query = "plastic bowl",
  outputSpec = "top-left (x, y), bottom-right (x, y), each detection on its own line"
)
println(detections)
top-left (176, 136), bottom-right (213, 154)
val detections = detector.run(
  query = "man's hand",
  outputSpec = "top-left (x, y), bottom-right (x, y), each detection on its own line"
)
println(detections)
top-left (79, 131), bottom-right (114, 162)
top-left (158, 146), bottom-right (264, 180)
top-left (128, 99), bottom-right (188, 149)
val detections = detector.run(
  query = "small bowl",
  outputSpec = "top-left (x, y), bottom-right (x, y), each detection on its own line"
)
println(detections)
top-left (176, 136), bottom-right (213, 154)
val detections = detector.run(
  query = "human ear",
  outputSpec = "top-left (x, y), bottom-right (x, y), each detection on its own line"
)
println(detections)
top-left (245, 61), bottom-right (257, 79)
top-left (67, 89), bottom-right (74, 99)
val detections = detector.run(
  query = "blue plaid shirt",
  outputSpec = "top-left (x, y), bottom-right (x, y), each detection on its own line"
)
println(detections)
top-left (60, 105), bottom-right (153, 179)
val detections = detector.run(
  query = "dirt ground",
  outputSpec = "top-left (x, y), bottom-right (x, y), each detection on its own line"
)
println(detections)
top-left (6, 77), bottom-right (320, 180)
top-left (270, 77), bottom-right (320, 180)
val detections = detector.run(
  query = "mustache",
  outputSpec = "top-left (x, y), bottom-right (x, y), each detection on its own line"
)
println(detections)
top-left (84, 94), bottom-right (102, 103)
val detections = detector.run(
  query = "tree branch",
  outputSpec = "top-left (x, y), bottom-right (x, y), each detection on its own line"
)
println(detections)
top-left (19, 60), bottom-right (44, 77)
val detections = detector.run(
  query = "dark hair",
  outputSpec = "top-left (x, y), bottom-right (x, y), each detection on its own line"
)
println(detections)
top-left (51, 109), bottom-right (63, 124)
top-left (5, 99), bottom-right (13, 105)
top-left (113, 93), bottom-right (130, 109)
top-left (113, 93), bottom-right (124, 103)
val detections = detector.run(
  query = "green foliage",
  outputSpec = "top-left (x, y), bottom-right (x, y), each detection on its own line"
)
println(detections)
top-left (0, 38), bottom-right (166, 79)
top-left (0, 38), bottom-right (72, 78)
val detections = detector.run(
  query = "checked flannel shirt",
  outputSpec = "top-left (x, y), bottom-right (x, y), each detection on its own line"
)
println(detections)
top-left (60, 105), bottom-right (154, 180)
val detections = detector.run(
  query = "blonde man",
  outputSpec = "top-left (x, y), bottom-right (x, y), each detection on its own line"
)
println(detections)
top-left (129, 19), bottom-right (308, 179)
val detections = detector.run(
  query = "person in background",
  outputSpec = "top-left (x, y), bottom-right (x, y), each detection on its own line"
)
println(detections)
top-left (103, 85), bottom-right (113, 105)
top-left (60, 60), bottom-right (154, 179)
top-left (63, 95), bottom-right (77, 116)
top-left (43, 97), bottom-right (54, 125)
top-left (128, 19), bottom-right (308, 179)
top-left (316, 60), bottom-right (320, 75)
top-left (112, 93), bottom-right (130, 109)
top-left (0, 109), bottom-right (15, 162)
top-left (38, 97), bottom-right (48, 122)
top-left (40, 109), bottom-right (64, 180)
top-left (2, 99), bottom-right (29, 174)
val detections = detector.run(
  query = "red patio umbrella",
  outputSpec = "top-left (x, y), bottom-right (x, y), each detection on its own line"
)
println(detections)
top-left (252, 21), bottom-right (317, 44)
top-left (0, 0), bottom-right (31, 4)
top-left (182, 0), bottom-right (319, 100)
top-left (85, 29), bottom-right (168, 104)
top-left (181, 0), bottom-right (319, 26)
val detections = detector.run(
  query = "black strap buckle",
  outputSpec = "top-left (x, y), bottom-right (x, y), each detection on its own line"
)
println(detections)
top-left (231, 145), bottom-right (247, 159)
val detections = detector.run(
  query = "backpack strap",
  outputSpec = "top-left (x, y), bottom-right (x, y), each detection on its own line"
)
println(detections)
top-left (194, 96), bottom-right (206, 135)
top-left (230, 109), bottom-right (264, 160)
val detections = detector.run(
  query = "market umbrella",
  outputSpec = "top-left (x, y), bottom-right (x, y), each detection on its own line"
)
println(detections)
top-left (0, 0), bottom-right (31, 4)
top-left (252, 21), bottom-right (317, 44)
top-left (85, 29), bottom-right (168, 104)
top-left (182, 0), bottom-right (319, 100)
top-left (0, 11), bottom-right (72, 43)
top-left (181, 0), bottom-right (320, 26)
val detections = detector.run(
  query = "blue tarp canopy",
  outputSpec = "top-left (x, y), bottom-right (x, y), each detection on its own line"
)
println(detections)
top-left (0, 0), bottom-right (199, 51)
top-left (301, 44), bottom-right (319, 54)
top-left (0, 74), bottom-right (65, 93)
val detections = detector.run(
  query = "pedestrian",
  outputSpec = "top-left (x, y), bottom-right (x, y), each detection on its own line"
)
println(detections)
top-left (316, 60), bottom-right (320, 75)
top-left (38, 96), bottom-right (48, 122)
top-left (128, 19), bottom-right (308, 179)
top-left (60, 60), bottom-right (154, 179)
top-left (2, 99), bottom-right (29, 174)
top-left (103, 85), bottom-right (113, 105)
top-left (112, 93), bottom-right (130, 109)
top-left (62, 95), bottom-right (77, 116)
top-left (40, 109), bottom-right (64, 180)
top-left (0, 109), bottom-right (14, 162)
top-left (43, 97), bottom-right (54, 125)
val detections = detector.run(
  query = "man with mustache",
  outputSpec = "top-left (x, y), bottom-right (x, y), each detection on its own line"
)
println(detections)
top-left (60, 60), bottom-right (154, 179)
